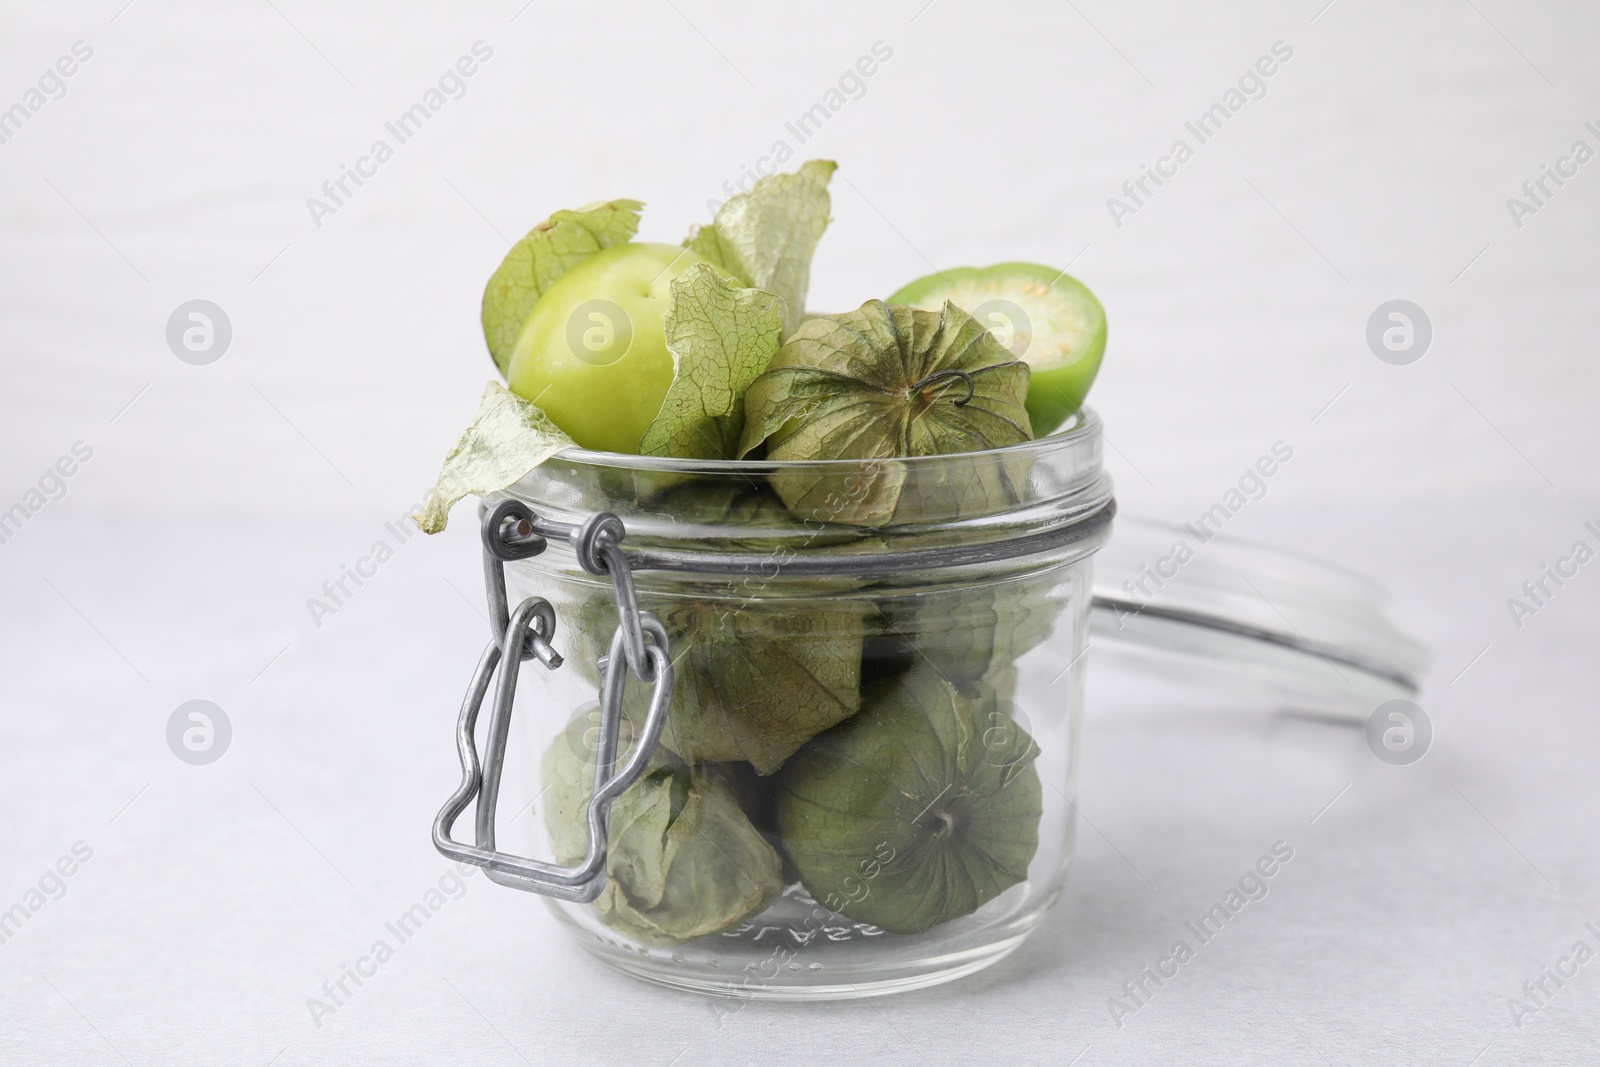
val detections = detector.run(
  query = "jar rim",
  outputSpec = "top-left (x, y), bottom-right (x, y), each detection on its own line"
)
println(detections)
top-left (539, 407), bottom-right (1102, 473)
top-left (501, 405), bottom-right (1111, 574)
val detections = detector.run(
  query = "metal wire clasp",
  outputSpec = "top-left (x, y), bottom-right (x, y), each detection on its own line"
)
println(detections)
top-left (432, 500), bottom-right (674, 902)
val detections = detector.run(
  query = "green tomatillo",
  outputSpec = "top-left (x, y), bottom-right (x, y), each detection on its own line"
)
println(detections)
top-left (507, 243), bottom-right (726, 454)
top-left (738, 299), bottom-right (1034, 525)
top-left (776, 668), bottom-right (1043, 934)
top-left (889, 263), bottom-right (1106, 437)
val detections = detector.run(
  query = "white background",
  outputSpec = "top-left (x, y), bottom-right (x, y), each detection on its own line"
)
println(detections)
top-left (1, 0), bottom-right (1597, 1063)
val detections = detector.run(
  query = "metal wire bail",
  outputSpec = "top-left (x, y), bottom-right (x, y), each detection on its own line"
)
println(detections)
top-left (575, 511), bottom-right (652, 681)
top-left (432, 500), bottom-right (675, 901)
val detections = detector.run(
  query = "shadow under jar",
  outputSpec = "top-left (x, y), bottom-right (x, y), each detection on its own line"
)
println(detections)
top-left (434, 410), bottom-right (1114, 999)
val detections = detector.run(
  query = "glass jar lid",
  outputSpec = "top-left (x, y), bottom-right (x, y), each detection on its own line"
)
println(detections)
top-left (1089, 516), bottom-right (1428, 719)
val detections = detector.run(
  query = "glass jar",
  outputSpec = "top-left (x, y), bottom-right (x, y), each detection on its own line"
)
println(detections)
top-left (434, 409), bottom-right (1113, 999)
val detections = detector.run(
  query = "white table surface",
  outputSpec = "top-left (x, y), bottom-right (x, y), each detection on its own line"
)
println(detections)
top-left (2, 500), bottom-right (1595, 1066)
top-left (3, 1), bottom-right (1598, 1063)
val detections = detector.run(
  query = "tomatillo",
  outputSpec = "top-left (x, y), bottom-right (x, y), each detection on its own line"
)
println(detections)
top-left (889, 263), bottom-right (1106, 437)
top-left (507, 243), bottom-right (720, 454)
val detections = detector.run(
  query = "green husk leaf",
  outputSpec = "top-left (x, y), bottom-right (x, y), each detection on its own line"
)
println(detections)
top-left (481, 199), bottom-right (643, 377)
top-left (650, 477), bottom-right (808, 536)
top-left (624, 595), bottom-right (869, 775)
top-left (638, 264), bottom-right (784, 460)
top-left (642, 478), bottom-right (876, 552)
top-left (556, 481), bottom-right (873, 694)
top-left (776, 668), bottom-right (1043, 934)
top-left (540, 704), bottom-right (612, 867)
top-left (865, 575), bottom-right (1069, 696)
top-left (416, 382), bottom-right (575, 534)
top-left (553, 483), bottom-right (803, 690)
top-left (555, 585), bottom-right (633, 690)
top-left (738, 300), bottom-right (1034, 525)
top-left (683, 160), bottom-right (836, 337)
top-left (542, 713), bottom-right (783, 946)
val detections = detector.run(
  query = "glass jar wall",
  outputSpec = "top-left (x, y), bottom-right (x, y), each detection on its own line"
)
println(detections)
top-left (486, 411), bottom-right (1112, 998)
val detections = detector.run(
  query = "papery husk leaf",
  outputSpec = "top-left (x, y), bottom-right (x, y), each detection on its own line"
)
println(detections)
top-left (623, 595), bottom-right (869, 775)
top-left (481, 199), bottom-right (642, 377)
top-left (683, 160), bottom-right (835, 337)
top-left (863, 575), bottom-right (1070, 696)
top-left (415, 382), bottom-right (575, 534)
top-left (639, 264), bottom-right (783, 460)
top-left (542, 714), bottom-right (783, 946)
